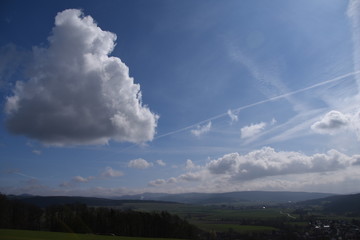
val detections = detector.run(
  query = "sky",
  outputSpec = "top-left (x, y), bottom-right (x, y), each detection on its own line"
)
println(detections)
top-left (1, 0), bottom-right (360, 197)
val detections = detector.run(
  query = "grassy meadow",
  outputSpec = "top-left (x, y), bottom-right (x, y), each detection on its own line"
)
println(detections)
top-left (112, 201), bottom-right (292, 234)
top-left (117, 201), bottom-right (290, 220)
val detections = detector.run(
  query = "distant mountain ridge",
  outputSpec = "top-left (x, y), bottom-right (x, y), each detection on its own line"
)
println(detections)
top-left (8, 195), bottom-right (176, 208)
top-left (8, 191), bottom-right (337, 207)
top-left (117, 191), bottom-right (335, 204)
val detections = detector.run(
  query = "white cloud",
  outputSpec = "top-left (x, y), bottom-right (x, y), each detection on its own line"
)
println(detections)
top-left (206, 147), bottom-right (357, 181)
top-left (148, 171), bottom-right (203, 188)
top-left (227, 109), bottom-right (238, 123)
top-left (207, 152), bottom-right (238, 174)
top-left (191, 121), bottom-right (211, 137)
top-left (240, 122), bottom-right (266, 139)
top-left (311, 110), bottom-right (350, 134)
top-left (156, 160), bottom-right (166, 166)
top-left (73, 176), bottom-right (90, 183)
top-left (148, 177), bottom-right (177, 187)
top-left (148, 177), bottom-right (178, 187)
top-left (128, 158), bottom-right (153, 169)
top-left (352, 111), bottom-right (360, 140)
top-left (148, 179), bottom-right (166, 187)
top-left (60, 175), bottom-right (94, 187)
top-left (185, 159), bottom-right (197, 169)
top-left (178, 172), bottom-right (202, 182)
top-left (6, 149), bottom-right (360, 195)
top-left (167, 177), bottom-right (177, 184)
top-left (101, 167), bottom-right (123, 177)
top-left (147, 147), bottom-right (360, 193)
top-left (311, 110), bottom-right (360, 141)
top-left (60, 167), bottom-right (122, 188)
top-left (4, 9), bottom-right (158, 146)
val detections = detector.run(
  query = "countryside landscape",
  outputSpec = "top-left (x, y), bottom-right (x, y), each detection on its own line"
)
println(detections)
top-left (1, 191), bottom-right (360, 239)
top-left (2, 0), bottom-right (360, 240)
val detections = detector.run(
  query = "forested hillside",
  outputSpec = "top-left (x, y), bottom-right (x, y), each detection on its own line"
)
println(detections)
top-left (0, 194), bottom-right (200, 239)
top-left (299, 193), bottom-right (360, 215)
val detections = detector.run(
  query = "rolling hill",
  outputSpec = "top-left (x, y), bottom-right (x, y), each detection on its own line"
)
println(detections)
top-left (299, 193), bottom-right (360, 214)
top-left (9, 191), bottom-right (336, 208)
top-left (8, 195), bottom-right (176, 208)
top-left (117, 191), bottom-right (335, 204)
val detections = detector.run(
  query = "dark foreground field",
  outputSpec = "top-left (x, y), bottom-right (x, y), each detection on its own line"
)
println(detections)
top-left (0, 229), bottom-right (183, 240)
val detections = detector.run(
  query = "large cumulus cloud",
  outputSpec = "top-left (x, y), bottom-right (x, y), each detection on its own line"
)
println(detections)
top-left (207, 147), bottom-right (358, 180)
top-left (148, 147), bottom-right (360, 191)
top-left (4, 9), bottom-right (158, 145)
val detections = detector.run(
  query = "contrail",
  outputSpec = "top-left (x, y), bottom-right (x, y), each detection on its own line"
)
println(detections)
top-left (7, 170), bottom-right (37, 179)
top-left (155, 71), bottom-right (360, 140)
top-left (347, 0), bottom-right (360, 91)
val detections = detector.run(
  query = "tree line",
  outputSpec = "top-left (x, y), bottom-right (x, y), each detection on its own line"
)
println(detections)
top-left (0, 194), bottom-right (200, 238)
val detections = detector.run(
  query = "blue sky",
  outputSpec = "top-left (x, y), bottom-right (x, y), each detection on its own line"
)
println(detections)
top-left (1, 0), bottom-right (360, 197)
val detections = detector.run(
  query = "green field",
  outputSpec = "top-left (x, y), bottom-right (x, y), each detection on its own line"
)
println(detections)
top-left (118, 202), bottom-right (286, 220)
top-left (114, 202), bottom-right (288, 235)
top-left (0, 229), bottom-right (184, 240)
top-left (195, 223), bottom-right (277, 233)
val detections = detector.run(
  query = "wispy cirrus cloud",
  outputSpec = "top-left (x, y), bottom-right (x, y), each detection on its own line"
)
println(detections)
top-left (227, 43), bottom-right (308, 113)
top-left (347, 0), bottom-right (360, 91)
